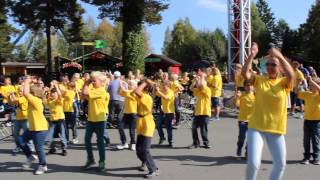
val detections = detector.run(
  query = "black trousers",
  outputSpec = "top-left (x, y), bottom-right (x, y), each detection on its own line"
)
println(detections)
top-left (136, 135), bottom-right (157, 173)
top-left (192, 115), bottom-right (209, 146)
top-left (119, 113), bottom-right (137, 144)
top-left (65, 112), bottom-right (77, 140)
top-left (108, 100), bottom-right (124, 124)
top-left (303, 120), bottom-right (320, 160)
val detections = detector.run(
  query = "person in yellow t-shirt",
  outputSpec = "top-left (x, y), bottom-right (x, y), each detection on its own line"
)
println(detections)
top-left (82, 71), bottom-right (108, 172)
top-left (0, 77), bottom-right (17, 120)
top-left (18, 77), bottom-right (49, 175)
top-left (234, 80), bottom-right (255, 159)
top-left (170, 73), bottom-right (184, 126)
top-left (298, 76), bottom-right (320, 165)
top-left (242, 43), bottom-right (294, 180)
top-left (155, 80), bottom-right (175, 147)
top-left (116, 80), bottom-right (138, 150)
top-left (72, 73), bottom-right (84, 126)
top-left (189, 69), bottom-right (212, 149)
top-left (207, 67), bottom-right (223, 121)
top-left (290, 60), bottom-right (305, 116)
top-left (235, 64), bottom-right (245, 91)
top-left (9, 86), bottom-right (30, 154)
top-left (45, 83), bottom-right (68, 156)
top-left (133, 79), bottom-right (159, 178)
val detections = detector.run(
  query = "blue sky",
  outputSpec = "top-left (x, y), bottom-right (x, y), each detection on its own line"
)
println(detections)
top-left (11, 0), bottom-right (316, 54)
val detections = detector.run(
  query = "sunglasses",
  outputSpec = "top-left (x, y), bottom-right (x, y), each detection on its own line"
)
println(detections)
top-left (266, 63), bottom-right (278, 68)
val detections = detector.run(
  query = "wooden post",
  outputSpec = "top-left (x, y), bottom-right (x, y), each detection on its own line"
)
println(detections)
top-left (2, 66), bottom-right (5, 75)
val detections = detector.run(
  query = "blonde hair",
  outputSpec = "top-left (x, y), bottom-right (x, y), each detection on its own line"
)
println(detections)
top-left (30, 85), bottom-right (44, 98)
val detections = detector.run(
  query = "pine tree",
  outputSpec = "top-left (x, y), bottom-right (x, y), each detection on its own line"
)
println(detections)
top-left (162, 26), bottom-right (172, 55)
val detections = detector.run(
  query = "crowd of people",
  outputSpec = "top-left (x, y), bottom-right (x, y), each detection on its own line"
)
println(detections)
top-left (0, 42), bottom-right (319, 180)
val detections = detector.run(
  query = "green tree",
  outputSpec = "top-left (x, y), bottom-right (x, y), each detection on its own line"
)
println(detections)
top-left (212, 28), bottom-right (227, 65)
top-left (81, 0), bottom-right (169, 73)
top-left (274, 19), bottom-right (290, 48)
top-left (256, 0), bottom-right (277, 46)
top-left (10, 0), bottom-right (84, 75)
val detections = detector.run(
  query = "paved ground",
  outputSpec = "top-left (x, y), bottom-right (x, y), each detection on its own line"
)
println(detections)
top-left (0, 115), bottom-right (319, 180)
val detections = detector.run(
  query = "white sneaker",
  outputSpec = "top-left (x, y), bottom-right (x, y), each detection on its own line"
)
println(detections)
top-left (117, 143), bottom-right (129, 150)
top-left (34, 165), bottom-right (48, 175)
top-left (23, 155), bottom-right (38, 169)
top-left (130, 144), bottom-right (136, 151)
top-left (12, 147), bottom-right (22, 153)
top-left (72, 138), bottom-right (79, 144)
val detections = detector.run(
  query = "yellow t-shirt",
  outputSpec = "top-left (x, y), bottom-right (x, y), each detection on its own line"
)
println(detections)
top-left (159, 89), bottom-right (175, 114)
top-left (87, 87), bottom-right (107, 122)
top-left (14, 85), bottom-right (21, 92)
top-left (235, 74), bottom-right (244, 88)
top-left (208, 75), bottom-right (223, 97)
top-left (236, 92), bottom-right (255, 122)
top-left (58, 83), bottom-right (67, 92)
top-left (0, 85), bottom-right (16, 103)
top-left (104, 92), bottom-right (110, 114)
top-left (75, 79), bottom-right (84, 100)
top-left (193, 86), bottom-right (212, 116)
top-left (248, 75), bottom-right (292, 135)
top-left (25, 94), bottom-right (48, 131)
top-left (15, 96), bottom-right (28, 120)
top-left (63, 89), bottom-right (75, 112)
top-left (47, 98), bottom-right (65, 121)
top-left (298, 91), bottom-right (320, 120)
top-left (136, 93), bottom-right (155, 137)
top-left (119, 89), bottom-right (137, 114)
top-left (170, 80), bottom-right (183, 94)
top-left (180, 76), bottom-right (190, 85)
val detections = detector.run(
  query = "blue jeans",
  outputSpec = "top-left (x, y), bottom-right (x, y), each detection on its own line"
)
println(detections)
top-left (237, 121), bottom-right (248, 155)
top-left (104, 116), bottom-right (110, 142)
top-left (246, 128), bottom-right (286, 180)
top-left (192, 115), bottom-right (209, 146)
top-left (174, 97), bottom-right (181, 124)
top-left (136, 135), bottom-right (157, 173)
top-left (65, 112), bottom-right (77, 140)
top-left (157, 113), bottom-right (174, 143)
top-left (13, 120), bottom-right (32, 148)
top-left (303, 120), bottom-right (320, 160)
top-left (119, 113), bottom-right (137, 144)
top-left (18, 130), bottom-right (48, 165)
top-left (47, 120), bottom-right (68, 149)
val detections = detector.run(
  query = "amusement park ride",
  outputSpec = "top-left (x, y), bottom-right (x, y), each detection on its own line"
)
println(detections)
top-left (227, 0), bottom-right (252, 75)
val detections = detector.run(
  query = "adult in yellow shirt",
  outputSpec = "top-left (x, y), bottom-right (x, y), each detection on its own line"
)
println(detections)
top-left (298, 76), bottom-right (320, 165)
top-left (61, 82), bottom-right (78, 144)
top-left (45, 83), bottom-right (68, 156)
top-left (9, 87), bottom-right (30, 154)
top-left (0, 77), bottom-right (17, 121)
top-left (207, 67), bottom-right (223, 121)
top-left (18, 77), bottom-right (49, 175)
top-left (234, 80), bottom-right (255, 158)
top-left (242, 43), bottom-right (294, 180)
top-left (235, 64), bottom-right (245, 91)
top-left (290, 60), bottom-right (305, 116)
top-left (117, 80), bottom-right (138, 150)
top-left (155, 81), bottom-right (175, 147)
top-left (82, 71), bottom-right (108, 172)
top-left (133, 79), bottom-right (159, 178)
top-left (190, 70), bottom-right (212, 149)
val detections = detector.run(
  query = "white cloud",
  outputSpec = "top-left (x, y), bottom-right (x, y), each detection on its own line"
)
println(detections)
top-left (197, 0), bottom-right (227, 13)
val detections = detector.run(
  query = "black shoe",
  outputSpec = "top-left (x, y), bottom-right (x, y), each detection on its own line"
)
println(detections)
top-left (144, 169), bottom-right (160, 178)
top-left (300, 158), bottom-right (310, 165)
top-left (203, 144), bottom-right (212, 149)
top-left (138, 163), bottom-right (147, 172)
top-left (47, 148), bottom-right (57, 155)
top-left (82, 160), bottom-right (96, 170)
top-left (158, 138), bottom-right (166, 145)
top-left (188, 144), bottom-right (200, 149)
top-left (168, 142), bottom-right (173, 148)
top-left (62, 149), bottom-right (67, 156)
top-left (105, 138), bottom-right (111, 147)
top-left (312, 159), bottom-right (320, 165)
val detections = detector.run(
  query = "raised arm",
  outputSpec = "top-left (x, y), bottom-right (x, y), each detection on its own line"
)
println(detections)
top-left (242, 42), bottom-right (258, 81)
top-left (134, 80), bottom-right (148, 97)
top-left (307, 76), bottom-right (320, 92)
top-left (82, 80), bottom-right (91, 99)
top-left (22, 77), bottom-right (32, 97)
top-left (155, 86), bottom-right (169, 100)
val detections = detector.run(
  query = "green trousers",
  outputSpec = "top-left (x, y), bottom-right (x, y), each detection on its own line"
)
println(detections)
top-left (85, 121), bottom-right (105, 163)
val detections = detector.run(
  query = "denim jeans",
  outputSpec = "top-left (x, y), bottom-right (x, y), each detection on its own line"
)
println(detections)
top-left (18, 130), bottom-right (48, 165)
top-left (246, 128), bottom-right (286, 180)
top-left (136, 135), bottom-right (157, 173)
top-left (157, 113), bottom-right (174, 143)
top-left (13, 120), bottom-right (32, 148)
top-left (73, 100), bottom-right (80, 121)
top-left (47, 120), bottom-right (68, 149)
top-left (192, 115), bottom-right (209, 146)
top-left (303, 120), bottom-right (320, 160)
top-left (108, 100), bottom-right (124, 124)
top-left (85, 121), bottom-right (105, 163)
top-left (104, 115), bottom-right (110, 142)
top-left (65, 112), bottom-right (77, 140)
top-left (237, 121), bottom-right (248, 155)
top-left (174, 97), bottom-right (181, 124)
top-left (119, 113), bottom-right (137, 144)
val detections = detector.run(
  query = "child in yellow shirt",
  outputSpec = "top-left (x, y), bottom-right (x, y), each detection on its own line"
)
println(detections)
top-left (46, 82), bottom-right (68, 156)
top-left (234, 80), bottom-right (255, 159)
top-left (134, 79), bottom-right (159, 178)
top-left (298, 76), bottom-right (320, 165)
top-left (117, 80), bottom-right (138, 150)
top-left (155, 81), bottom-right (175, 147)
top-left (82, 71), bottom-right (108, 172)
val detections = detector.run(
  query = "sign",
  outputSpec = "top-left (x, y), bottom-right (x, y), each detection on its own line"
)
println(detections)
top-left (145, 58), bottom-right (161, 63)
top-left (95, 40), bottom-right (107, 49)
top-left (81, 42), bottom-right (94, 46)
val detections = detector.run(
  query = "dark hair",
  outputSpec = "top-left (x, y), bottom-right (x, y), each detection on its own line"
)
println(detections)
top-left (244, 79), bottom-right (253, 86)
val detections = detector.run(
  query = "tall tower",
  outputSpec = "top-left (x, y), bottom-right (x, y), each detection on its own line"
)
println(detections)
top-left (227, 0), bottom-right (251, 78)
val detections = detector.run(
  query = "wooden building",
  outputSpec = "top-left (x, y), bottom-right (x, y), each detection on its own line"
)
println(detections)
top-left (145, 54), bottom-right (181, 75)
